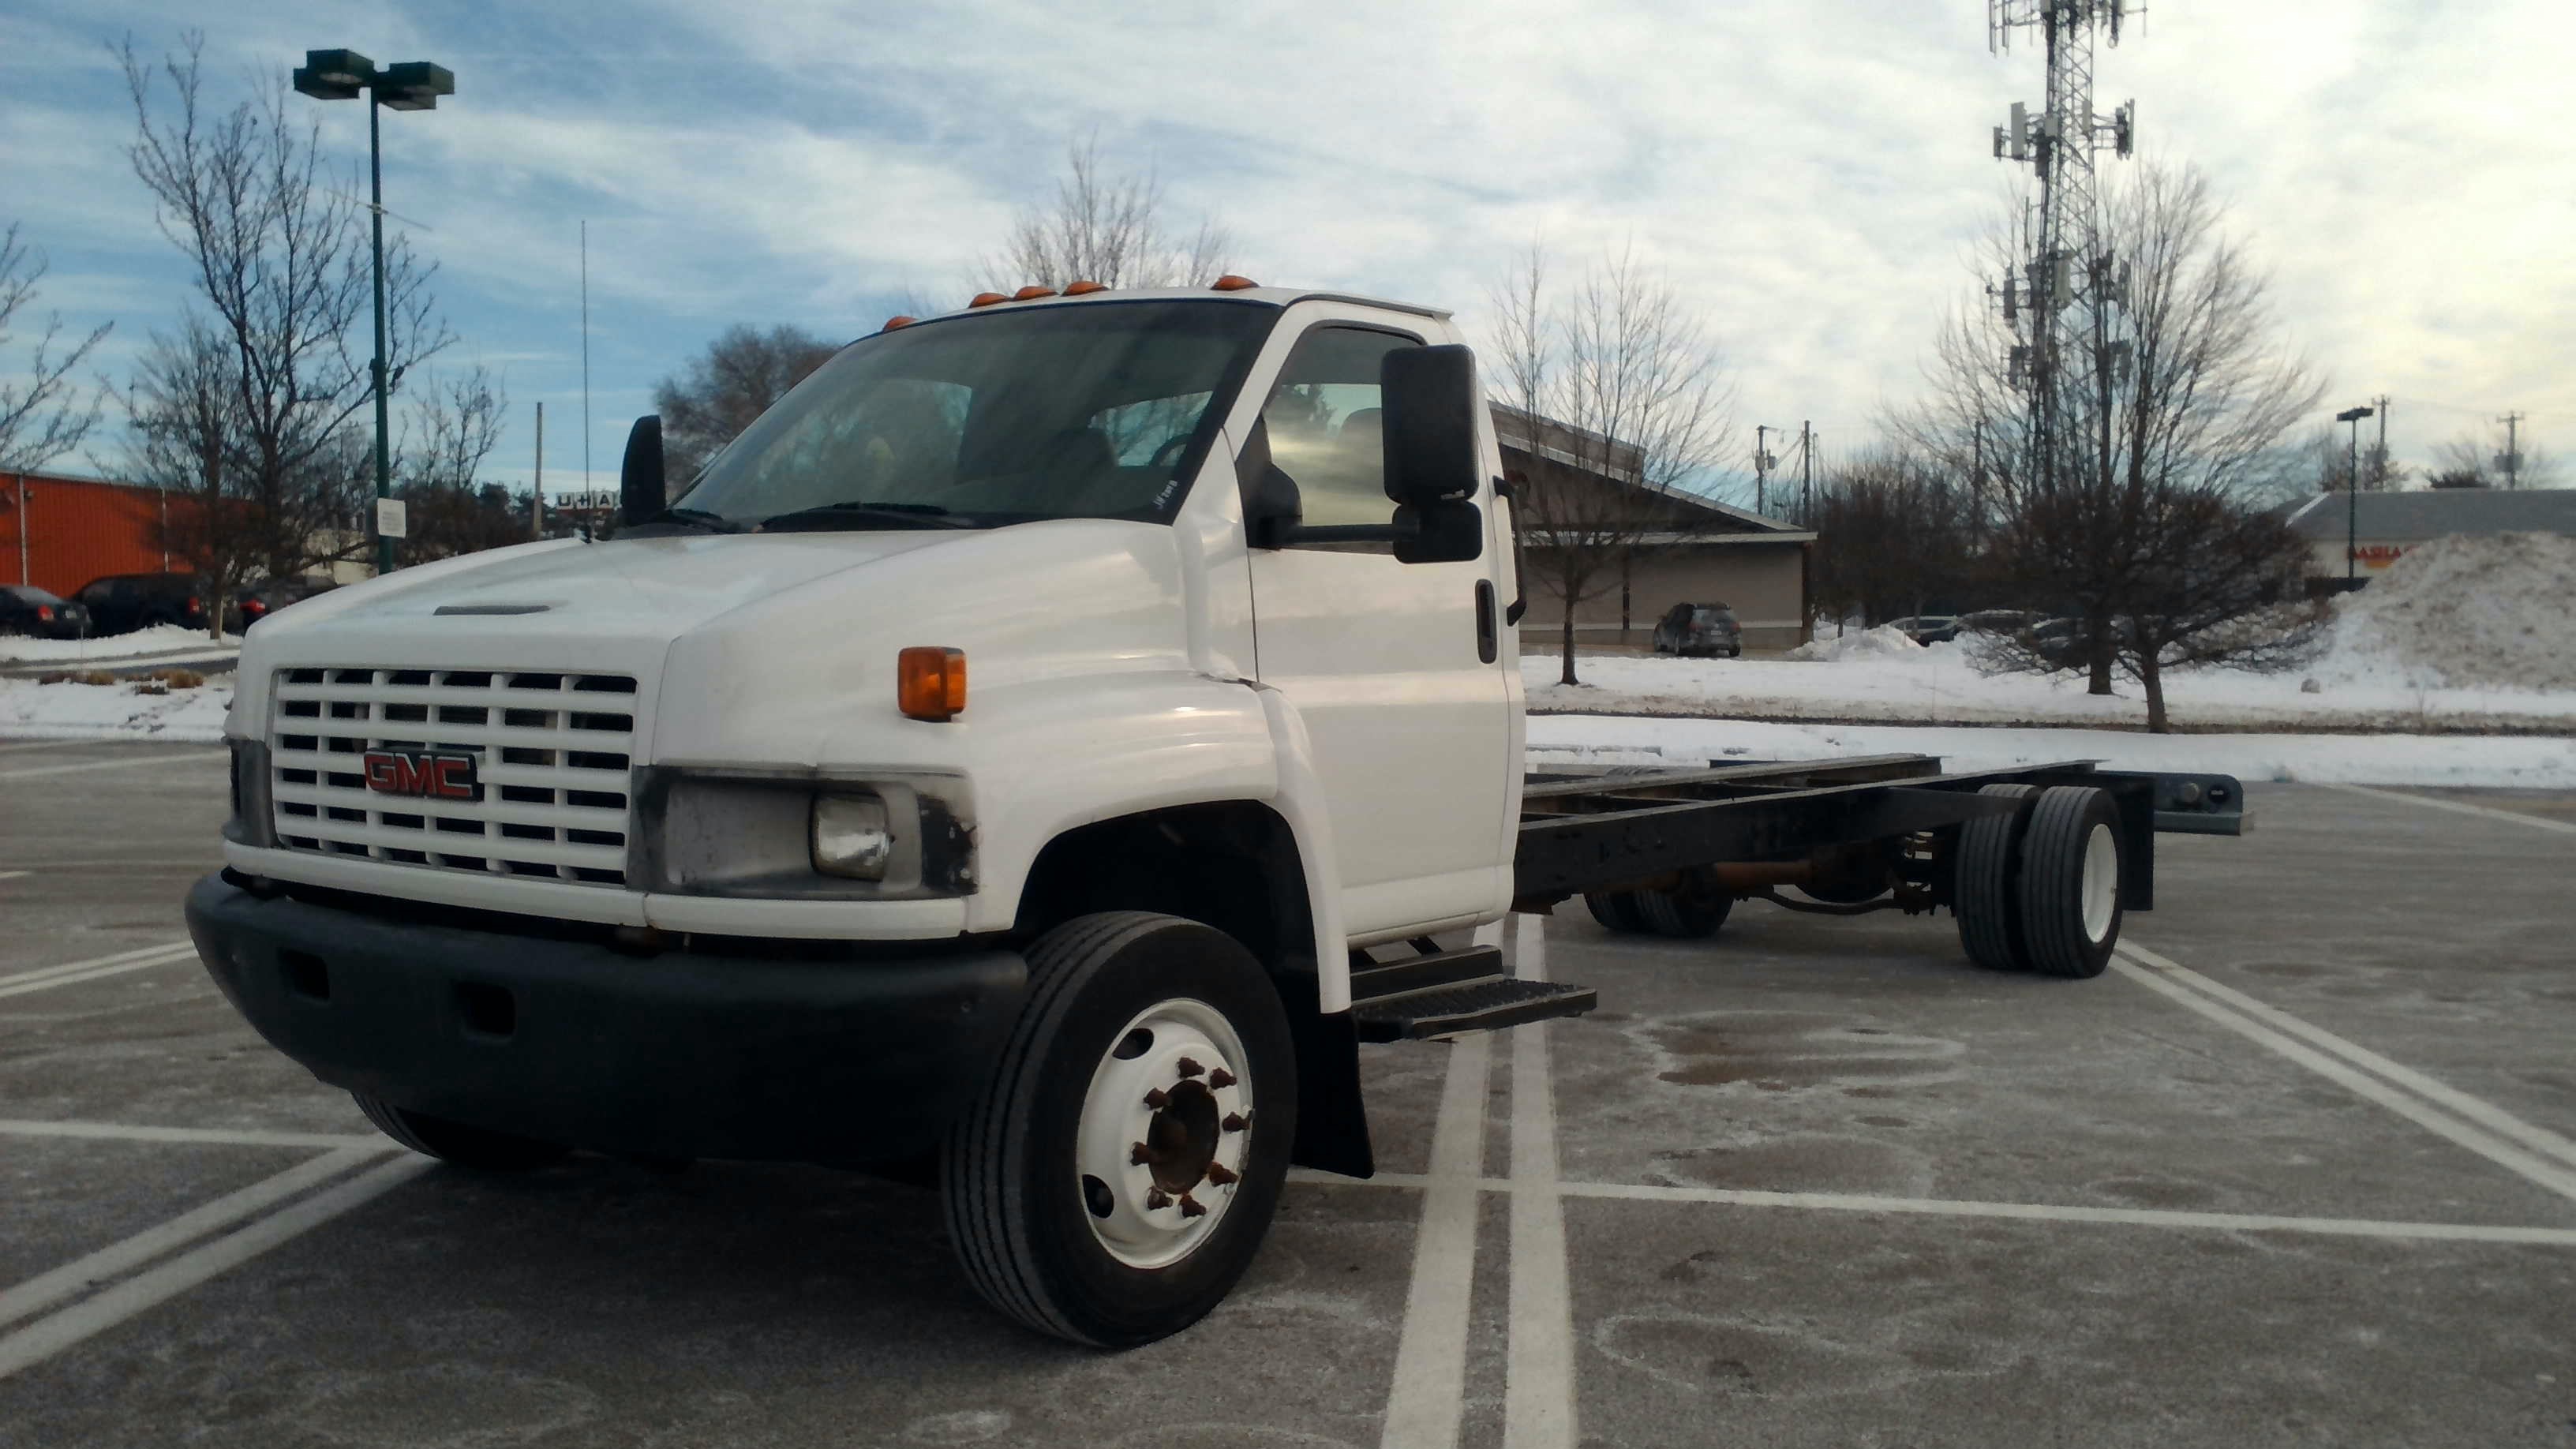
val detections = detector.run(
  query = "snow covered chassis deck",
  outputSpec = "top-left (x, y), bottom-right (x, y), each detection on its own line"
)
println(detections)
top-left (1513, 754), bottom-right (2245, 979)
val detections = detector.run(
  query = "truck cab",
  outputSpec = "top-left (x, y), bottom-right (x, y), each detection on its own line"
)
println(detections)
top-left (188, 283), bottom-right (1563, 1346)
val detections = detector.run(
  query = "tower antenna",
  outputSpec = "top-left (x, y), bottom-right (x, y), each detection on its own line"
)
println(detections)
top-left (1988, 1), bottom-right (2139, 503)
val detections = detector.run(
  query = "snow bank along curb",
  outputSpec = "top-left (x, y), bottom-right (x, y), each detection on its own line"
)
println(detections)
top-left (0, 676), bottom-right (234, 743)
top-left (0, 623), bottom-right (243, 665)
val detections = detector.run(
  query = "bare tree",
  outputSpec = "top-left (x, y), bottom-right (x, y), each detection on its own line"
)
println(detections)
top-left (397, 365), bottom-right (522, 561)
top-left (991, 135), bottom-right (1232, 290)
top-left (0, 223), bottom-right (111, 474)
top-left (652, 324), bottom-right (839, 489)
top-left (119, 34), bottom-right (450, 627)
top-left (1912, 164), bottom-right (2322, 723)
top-left (1487, 243), bottom-right (1733, 685)
top-left (1794, 445), bottom-right (1976, 630)
top-left (2432, 429), bottom-right (2561, 490)
top-left (2300, 422), bottom-right (2405, 493)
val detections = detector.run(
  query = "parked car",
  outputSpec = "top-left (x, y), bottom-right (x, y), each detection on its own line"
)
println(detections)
top-left (1956, 608), bottom-right (2040, 638)
top-left (1652, 601), bottom-right (1743, 657)
top-left (1887, 614), bottom-right (1962, 645)
top-left (0, 585), bottom-right (92, 639)
top-left (229, 578), bottom-right (339, 633)
top-left (71, 572), bottom-right (206, 638)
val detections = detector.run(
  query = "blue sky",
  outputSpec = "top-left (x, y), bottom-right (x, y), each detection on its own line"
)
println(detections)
top-left (4, 0), bottom-right (2570, 497)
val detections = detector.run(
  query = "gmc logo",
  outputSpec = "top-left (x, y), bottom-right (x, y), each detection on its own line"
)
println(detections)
top-left (361, 748), bottom-right (481, 801)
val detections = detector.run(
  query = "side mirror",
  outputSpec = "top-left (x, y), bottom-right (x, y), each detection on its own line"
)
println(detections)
top-left (620, 415), bottom-right (666, 526)
top-left (1381, 345), bottom-right (1481, 507)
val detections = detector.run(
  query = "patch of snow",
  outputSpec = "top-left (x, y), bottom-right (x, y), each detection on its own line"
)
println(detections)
top-left (0, 624), bottom-right (242, 663)
top-left (1528, 714), bottom-right (2576, 789)
top-left (0, 676), bottom-right (234, 741)
top-left (1785, 623), bottom-right (1923, 662)
top-left (2336, 531), bottom-right (2576, 692)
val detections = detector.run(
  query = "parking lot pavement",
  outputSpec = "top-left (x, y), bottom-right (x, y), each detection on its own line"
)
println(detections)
top-left (2, 745), bottom-right (2572, 1447)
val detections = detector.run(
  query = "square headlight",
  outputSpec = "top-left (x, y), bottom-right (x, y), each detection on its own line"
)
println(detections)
top-left (811, 792), bottom-right (895, 880)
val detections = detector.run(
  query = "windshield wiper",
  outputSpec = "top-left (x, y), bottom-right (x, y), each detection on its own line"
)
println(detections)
top-left (620, 505), bottom-right (745, 535)
top-left (758, 500), bottom-right (980, 533)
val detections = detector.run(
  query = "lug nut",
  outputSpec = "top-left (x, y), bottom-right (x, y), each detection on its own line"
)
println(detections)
top-left (1143, 1088), bottom-right (1170, 1109)
top-left (1206, 1161), bottom-right (1239, 1187)
top-left (1144, 1186), bottom-right (1171, 1211)
top-left (1208, 1067), bottom-right (1237, 1088)
top-left (1222, 1111), bottom-right (1249, 1133)
top-left (1175, 1058), bottom-right (1204, 1079)
top-left (1178, 1193), bottom-right (1207, 1219)
top-left (1130, 1141), bottom-right (1155, 1166)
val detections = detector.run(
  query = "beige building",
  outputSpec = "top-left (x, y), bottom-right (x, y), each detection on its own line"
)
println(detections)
top-left (1494, 406), bottom-right (1814, 652)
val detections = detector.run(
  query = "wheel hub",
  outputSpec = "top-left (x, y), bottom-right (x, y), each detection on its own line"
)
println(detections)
top-left (1075, 998), bottom-right (1252, 1268)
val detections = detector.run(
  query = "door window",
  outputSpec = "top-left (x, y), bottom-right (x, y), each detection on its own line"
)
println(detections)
top-left (1258, 326), bottom-right (1421, 541)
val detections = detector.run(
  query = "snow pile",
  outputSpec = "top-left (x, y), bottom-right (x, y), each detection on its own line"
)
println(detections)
top-left (2335, 532), bottom-right (2576, 692)
top-left (0, 624), bottom-right (240, 663)
top-left (0, 674), bottom-right (234, 741)
top-left (1786, 623), bottom-right (1923, 663)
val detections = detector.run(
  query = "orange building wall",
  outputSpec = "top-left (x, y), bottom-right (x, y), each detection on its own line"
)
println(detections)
top-left (0, 472), bottom-right (192, 597)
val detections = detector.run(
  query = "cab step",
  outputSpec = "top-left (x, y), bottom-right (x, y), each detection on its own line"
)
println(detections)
top-left (1350, 976), bottom-right (1599, 1043)
top-left (1349, 944), bottom-right (1504, 999)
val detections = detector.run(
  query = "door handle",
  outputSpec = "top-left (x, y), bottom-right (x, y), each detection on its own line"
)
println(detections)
top-left (1474, 579), bottom-right (1498, 664)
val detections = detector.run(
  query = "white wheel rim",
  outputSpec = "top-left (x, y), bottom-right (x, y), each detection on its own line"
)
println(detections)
top-left (2080, 822), bottom-right (2118, 942)
top-left (1074, 997), bottom-right (1253, 1270)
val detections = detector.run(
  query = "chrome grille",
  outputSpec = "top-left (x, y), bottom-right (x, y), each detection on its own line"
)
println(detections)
top-left (268, 666), bottom-right (638, 886)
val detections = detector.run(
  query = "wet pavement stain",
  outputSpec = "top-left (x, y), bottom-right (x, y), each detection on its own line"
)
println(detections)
top-left (1641, 1012), bottom-right (1963, 1092)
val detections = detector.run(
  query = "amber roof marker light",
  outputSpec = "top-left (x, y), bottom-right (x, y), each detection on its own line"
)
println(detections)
top-left (1211, 275), bottom-right (1260, 291)
top-left (880, 315), bottom-right (917, 331)
top-left (1062, 280), bottom-right (1109, 295)
top-left (897, 647), bottom-right (968, 722)
top-left (968, 291), bottom-right (1008, 308)
top-left (1013, 285), bottom-right (1058, 301)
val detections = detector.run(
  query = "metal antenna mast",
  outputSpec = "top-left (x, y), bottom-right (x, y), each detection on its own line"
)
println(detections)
top-left (1989, 1), bottom-right (2136, 494)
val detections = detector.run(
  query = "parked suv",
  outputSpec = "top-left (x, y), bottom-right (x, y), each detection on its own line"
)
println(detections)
top-left (1652, 601), bottom-right (1743, 657)
top-left (71, 572), bottom-right (206, 638)
top-left (0, 585), bottom-right (92, 639)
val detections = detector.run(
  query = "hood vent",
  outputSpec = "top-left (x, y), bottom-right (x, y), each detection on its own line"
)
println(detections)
top-left (435, 603), bottom-right (552, 616)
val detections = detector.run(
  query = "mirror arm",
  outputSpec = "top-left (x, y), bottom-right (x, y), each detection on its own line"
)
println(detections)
top-left (1267, 519), bottom-right (1417, 548)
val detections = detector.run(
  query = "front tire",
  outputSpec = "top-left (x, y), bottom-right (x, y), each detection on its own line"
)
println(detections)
top-left (942, 912), bottom-right (1297, 1347)
top-left (352, 1094), bottom-right (570, 1171)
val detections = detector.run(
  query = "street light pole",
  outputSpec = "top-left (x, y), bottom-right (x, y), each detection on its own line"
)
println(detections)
top-left (293, 49), bottom-right (452, 580)
top-left (2334, 405), bottom-right (2375, 586)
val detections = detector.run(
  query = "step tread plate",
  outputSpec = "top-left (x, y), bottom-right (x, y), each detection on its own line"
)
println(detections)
top-left (1351, 977), bottom-right (1598, 1043)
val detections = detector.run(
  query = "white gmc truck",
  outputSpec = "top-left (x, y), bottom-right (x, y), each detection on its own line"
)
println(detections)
top-left (187, 281), bottom-right (2243, 1347)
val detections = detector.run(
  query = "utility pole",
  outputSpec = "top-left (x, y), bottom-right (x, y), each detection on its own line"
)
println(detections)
top-left (2370, 395), bottom-right (2390, 489)
top-left (2497, 411), bottom-right (2525, 489)
top-left (532, 400), bottom-right (545, 539)
top-left (1799, 421), bottom-right (1814, 520)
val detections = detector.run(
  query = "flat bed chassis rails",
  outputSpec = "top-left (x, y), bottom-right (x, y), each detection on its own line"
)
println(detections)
top-left (1512, 754), bottom-right (2247, 914)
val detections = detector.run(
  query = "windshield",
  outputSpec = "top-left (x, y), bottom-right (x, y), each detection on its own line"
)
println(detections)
top-left (672, 299), bottom-right (1276, 531)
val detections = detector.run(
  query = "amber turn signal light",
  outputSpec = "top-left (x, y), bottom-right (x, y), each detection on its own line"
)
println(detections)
top-left (897, 646), bottom-right (967, 721)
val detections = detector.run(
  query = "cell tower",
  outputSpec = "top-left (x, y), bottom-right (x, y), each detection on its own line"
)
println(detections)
top-left (1988, 1), bottom-right (2136, 491)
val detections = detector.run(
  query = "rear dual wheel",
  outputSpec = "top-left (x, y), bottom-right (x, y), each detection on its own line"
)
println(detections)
top-left (1954, 784), bottom-right (2124, 979)
top-left (942, 912), bottom-right (1296, 1347)
top-left (1585, 868), bottom-right (1733, 940)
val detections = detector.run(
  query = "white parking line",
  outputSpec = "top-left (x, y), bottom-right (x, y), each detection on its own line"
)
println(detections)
top-left (0, 942), bottom-right (199, 1000)
top-left (0, 871), bottom-right (27, 882)
top-left (2114, 951), bottom-right (2576, 1204)
top-left (2121, 943), bottom-right (2576, 1172)
top-left (0, 1155), bottom-right (430, 1380)
top-left (1504, 914), bottom-right (1575, 1449)
top-left (0, 1120), bottom-right (385, 1151)
top-left (1290, 1171), bottom-right (2576, 1245)
top-left (2324, 781), bottom-right (2576, 837)
top-left (0, 1146), bottom-right (388, 1331)
top-left (0, 750), bottom-right (224, 783)
top-left (1549, 1181), bottom-right (2576, 1245)
top-left (1377, 1032), bottom-right (1490, 1449)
